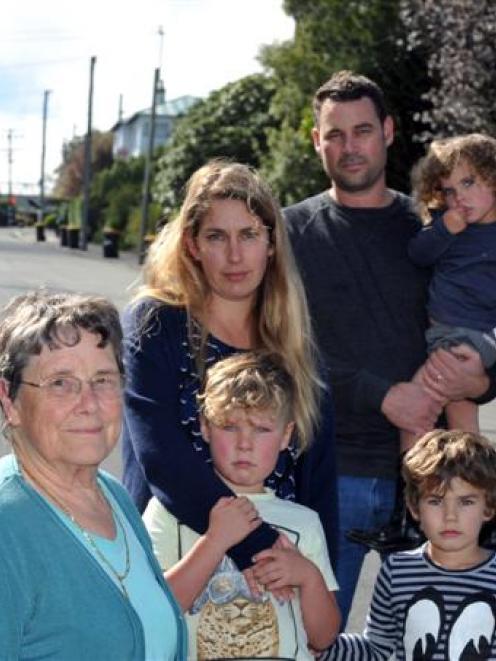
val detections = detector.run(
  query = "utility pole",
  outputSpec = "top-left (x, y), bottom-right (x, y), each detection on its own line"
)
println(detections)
top-left (2, 130), bottom-right (21, 224)
top-left (138, 67), bottom-right (160, 264)
top-left (157, 25), bottom-right (164, 72)
top-left (118, 94), bottom-right (124, 122)
top-left (4, 129), bottom-right (21, 196)
top-left (39, 90), bottom-right (51, 224)
top-left (7, 129), bottom-right (13, 198)
top-left (80, 55), bottom-right (96, 250)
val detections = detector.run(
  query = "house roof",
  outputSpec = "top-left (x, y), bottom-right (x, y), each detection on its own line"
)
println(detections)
top-left (110, 95), bottom-right (200, 131)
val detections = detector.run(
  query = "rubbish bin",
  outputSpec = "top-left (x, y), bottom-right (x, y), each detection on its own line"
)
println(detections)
top-left (102, 229), bottom-right (120, 258)
top-left (67, 226), bottom-right (80, 249)
top-left (35, 224), bottom-right (46, 242)
top-left (60, 226), bottom-right (68, 247)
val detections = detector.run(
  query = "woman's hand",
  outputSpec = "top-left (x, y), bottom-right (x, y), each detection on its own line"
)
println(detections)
top-left (422, 345), bottom-right (489, 401)
top-left (205, 496), bottom-right (261, 555)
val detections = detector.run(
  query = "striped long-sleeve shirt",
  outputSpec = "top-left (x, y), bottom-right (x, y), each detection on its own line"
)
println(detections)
top-left (323, 544), bottom-right (496, 660)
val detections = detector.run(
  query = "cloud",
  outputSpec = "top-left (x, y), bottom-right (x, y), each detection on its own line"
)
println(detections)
top-left (0, 0), bottom-right (294, 193)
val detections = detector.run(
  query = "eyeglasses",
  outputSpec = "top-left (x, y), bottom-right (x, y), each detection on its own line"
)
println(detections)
top-left (20, 373), bottom-right (124, 401)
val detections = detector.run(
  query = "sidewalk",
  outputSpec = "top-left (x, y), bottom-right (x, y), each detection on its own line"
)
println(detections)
top-left (34, 226), bottom-right (142, 271)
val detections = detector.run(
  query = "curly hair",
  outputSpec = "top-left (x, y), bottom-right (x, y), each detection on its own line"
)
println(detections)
top-left (403, 429), bottom-right (496, 513)
top-left (411, 133), bottom-right (496, 224)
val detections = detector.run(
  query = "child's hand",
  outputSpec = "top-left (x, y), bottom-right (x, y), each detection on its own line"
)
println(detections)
top-left (242, 534), bottom-right (295, 602)
top-left (205, 496), bottom-right (261, 554)
top-left (442, 208), bottom-right (467, 234)
top-left (251, 542), bottom-right (318, 592)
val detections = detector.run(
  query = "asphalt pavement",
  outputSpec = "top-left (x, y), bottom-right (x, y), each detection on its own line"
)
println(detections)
top-left (0, 225), bottom-right (142, 310)
top-left (0, 225), bottom-right (138, 477)
top-left (1, 225), bottom-right (495, 633)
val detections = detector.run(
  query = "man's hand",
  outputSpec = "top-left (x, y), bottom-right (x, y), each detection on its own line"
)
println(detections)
top-left (381, 382), bottom-right (443, 435)
top-left (422, 344), bottom-right (489, 401)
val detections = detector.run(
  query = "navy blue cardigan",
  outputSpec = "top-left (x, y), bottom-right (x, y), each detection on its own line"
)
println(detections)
top-left (121, 299), bottom-right (338, 570)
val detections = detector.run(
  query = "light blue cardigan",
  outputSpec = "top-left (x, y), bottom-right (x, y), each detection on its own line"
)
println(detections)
top-left (0, 455), bottom-right (187, 660)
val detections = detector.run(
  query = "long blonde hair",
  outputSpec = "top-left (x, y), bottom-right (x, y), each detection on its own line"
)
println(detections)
top-left (135, 159), bottom-right (322, 450)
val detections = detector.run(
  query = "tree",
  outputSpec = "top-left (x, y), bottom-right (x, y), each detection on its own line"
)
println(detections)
top-left (400, 0), bottom-right (496, 141)
top-left (259, 0), bottom-right (430, 202)
top-left (153, 74), bottom-right (277, 215)
top-left (89, 156), bottom-right (145, 235)
top-left (53, 131), bottom-right (114, 198)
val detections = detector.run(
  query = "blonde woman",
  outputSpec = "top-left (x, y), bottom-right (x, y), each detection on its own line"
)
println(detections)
top-left (122, 160), bottom-right (338, 572)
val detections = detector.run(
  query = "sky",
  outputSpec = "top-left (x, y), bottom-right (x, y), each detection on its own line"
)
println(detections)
top-left (0, 0), bottom-right (294, 195)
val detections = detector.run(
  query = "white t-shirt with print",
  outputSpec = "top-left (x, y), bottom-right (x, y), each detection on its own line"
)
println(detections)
top-left (143, 490), bottom-right (337, 660)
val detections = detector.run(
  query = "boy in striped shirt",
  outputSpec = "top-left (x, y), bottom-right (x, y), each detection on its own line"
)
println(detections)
top-left (323, 429), bottom-right (496, 660)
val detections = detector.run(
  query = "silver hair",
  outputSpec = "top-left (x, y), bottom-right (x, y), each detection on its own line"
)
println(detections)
top-left (0, 290), bottom-right (123, 406)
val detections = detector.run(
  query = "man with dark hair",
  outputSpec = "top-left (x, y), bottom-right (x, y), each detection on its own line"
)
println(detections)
top-left (312, 70), bottom-right (388, 125)
top-left (284, 69), bottom-right (494, 626)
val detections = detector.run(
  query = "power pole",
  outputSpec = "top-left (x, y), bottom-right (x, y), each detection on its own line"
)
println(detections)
top-left (39, 90), bottom-right (51, 223)
top-left (118, 94), bottom-right (124, 122)
top-left (2, 130), bottom-right (21, 224)
top-left (7, 129), bottom-right (13, 198)
top-left (138, 67), bottom-right (160, 264)
top-left (157, 25), bottom-right (164, 72)
top-left (3, 130), bottom-right (21, 195)
top-left (80, 55), bottom-right (96, 250)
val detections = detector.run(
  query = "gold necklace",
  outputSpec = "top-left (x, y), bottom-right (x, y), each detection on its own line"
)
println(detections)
top-left (21, 463), bottom-right (131, 599)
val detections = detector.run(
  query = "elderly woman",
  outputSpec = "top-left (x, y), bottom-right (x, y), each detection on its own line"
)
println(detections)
top-left (122, 159), bottom-right (338, 573)
top-left (0, 291), bottom-right (186, 660)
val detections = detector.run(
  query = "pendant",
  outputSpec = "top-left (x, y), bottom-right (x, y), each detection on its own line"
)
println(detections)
top-left (120, 579), bottom-right (129, 599)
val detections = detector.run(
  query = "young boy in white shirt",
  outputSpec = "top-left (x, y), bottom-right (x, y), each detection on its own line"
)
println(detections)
top-left (143, 351), bottom-right (340, 660)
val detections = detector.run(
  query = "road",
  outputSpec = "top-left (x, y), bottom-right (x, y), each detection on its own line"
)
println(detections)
top-left (1, 225), bottom-right (496, 633)
top-left (0, 226), bottom-right (140, 478)
top-left (0, 226), bottom-right (141, 310)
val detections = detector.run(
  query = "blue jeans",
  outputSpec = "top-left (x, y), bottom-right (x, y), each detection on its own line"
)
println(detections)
top-left (335, 475), bottom-right (396, 629)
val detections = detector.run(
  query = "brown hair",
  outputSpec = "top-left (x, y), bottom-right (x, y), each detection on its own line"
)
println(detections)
top-left (403, 429), bottom-right (496, 513)
top-left (313, 70), bottom-right (388, 126)
top-left (411, 133), bottom-right (496, 223)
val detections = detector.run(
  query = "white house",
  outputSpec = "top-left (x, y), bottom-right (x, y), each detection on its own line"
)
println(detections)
top-left (111, 80), bottom-right (199, 159)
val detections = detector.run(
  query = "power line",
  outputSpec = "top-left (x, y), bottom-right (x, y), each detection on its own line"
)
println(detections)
top-left (0, 33), bottom-right (84, 43)
top-left (0, 55), bottom-right (86, 71)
